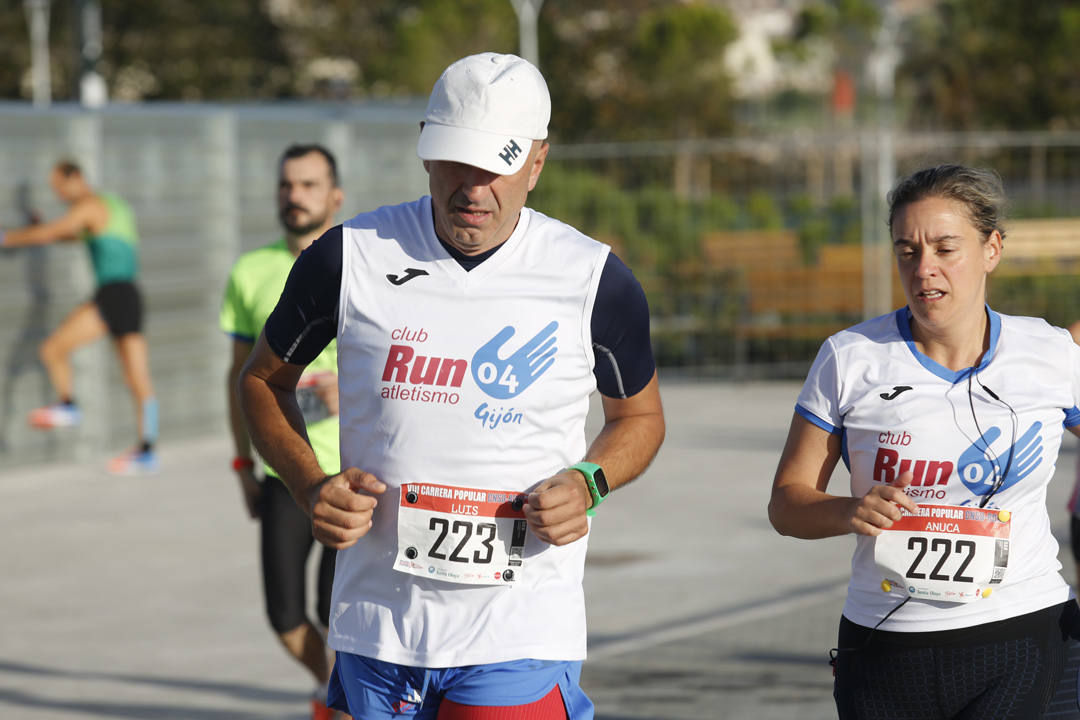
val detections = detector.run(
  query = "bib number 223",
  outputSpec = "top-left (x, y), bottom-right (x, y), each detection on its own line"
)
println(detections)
top-left (395, 482), bottom-right (528, 585)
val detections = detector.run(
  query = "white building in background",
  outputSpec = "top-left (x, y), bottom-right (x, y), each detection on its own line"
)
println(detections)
top-left (721, 1), bottom-right (833, 100)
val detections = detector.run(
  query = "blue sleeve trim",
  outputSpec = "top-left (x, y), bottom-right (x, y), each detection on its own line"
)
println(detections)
top-left (226, 331), bottom-right (256, 343)
top-left (1065, 406), bottom-right (1080, 428)
top-left (795, 404), bottom-right (840, 434)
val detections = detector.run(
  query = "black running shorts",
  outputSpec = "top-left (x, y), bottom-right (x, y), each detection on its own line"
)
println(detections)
top-left (260, 475), bottom-right (336, 634)
top-left (833, 602), bottom-right (1078, 719)
top-left (93, 281), bottom-right (143, 337)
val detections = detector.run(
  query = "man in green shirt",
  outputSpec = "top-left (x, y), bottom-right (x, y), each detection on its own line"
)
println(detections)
top-left (220, 144), bottom-right (345, 720)
top-left (0, 160), bottom-right (158, 474)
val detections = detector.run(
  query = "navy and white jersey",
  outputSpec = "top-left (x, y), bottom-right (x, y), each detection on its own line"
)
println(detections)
top-left (798, 307), bottom-right (1080, 632)
top-left (263, 198), bottom-right (655, 667)
top-left (266, 214), bottom-right (654, 401)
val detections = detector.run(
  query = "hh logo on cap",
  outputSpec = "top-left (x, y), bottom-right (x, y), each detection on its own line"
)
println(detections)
top-left (498, 140), bottom-right (522, 166)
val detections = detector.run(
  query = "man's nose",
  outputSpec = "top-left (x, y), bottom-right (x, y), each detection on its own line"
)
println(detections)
top-left (459, 166), bottom-right (499, 192)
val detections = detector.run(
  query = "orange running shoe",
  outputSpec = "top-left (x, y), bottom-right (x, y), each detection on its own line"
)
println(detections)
top-left (106, 448), bottom-right (159, 476)
top-left (28, 403), bottom-right (81, 429)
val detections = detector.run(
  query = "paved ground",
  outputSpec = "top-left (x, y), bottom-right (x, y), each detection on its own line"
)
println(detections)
top-left (2, 379), bottom-right (1079, 719)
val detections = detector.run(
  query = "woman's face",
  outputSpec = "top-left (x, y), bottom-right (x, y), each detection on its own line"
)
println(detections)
top-left (891, 195), bottom-right (1001, 335)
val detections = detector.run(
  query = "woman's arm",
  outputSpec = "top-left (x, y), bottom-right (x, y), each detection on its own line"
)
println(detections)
top-left (769, 412), bottom-right (917, 539)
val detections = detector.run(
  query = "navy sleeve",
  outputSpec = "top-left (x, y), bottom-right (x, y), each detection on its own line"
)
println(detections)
top-left (264, 225), bottom-right (342, 365)
top-left (591, 252), bottom-right (656, 398)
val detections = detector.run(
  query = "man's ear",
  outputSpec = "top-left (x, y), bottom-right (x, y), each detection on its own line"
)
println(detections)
top-left (526, 141), bottom-right (549, 192)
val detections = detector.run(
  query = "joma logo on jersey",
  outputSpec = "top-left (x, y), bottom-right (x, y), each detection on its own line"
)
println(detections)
top-left (382, 344), bottom-right (467, 387)
top-left (873, 447), bottom-right (954, 487)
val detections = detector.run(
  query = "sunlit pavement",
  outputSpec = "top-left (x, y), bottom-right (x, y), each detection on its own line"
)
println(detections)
top-left (1, 380), bottom-right (1077, 719)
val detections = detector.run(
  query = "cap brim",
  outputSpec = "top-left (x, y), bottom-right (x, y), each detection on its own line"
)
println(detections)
top-left (417, 123), bottom-right (532, 175)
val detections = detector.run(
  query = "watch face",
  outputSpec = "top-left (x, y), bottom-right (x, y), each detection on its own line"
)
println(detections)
top-left (593, 467), bottom-right (610, 497)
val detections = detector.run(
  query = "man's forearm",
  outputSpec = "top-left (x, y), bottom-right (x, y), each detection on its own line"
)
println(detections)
top-left (237, 372), bottom-right (326, 513)
top-left (584, 410), bottom-right (665, 494)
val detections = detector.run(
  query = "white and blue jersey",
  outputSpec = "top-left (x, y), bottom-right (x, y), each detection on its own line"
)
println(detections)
top-left (263, 198), bottom-right (655, 669)
top-left (797, 307), bottom-right (1080, 632)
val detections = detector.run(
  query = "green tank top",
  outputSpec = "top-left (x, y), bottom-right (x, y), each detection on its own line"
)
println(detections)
top-left (83, 193), bottom-right (139, 286)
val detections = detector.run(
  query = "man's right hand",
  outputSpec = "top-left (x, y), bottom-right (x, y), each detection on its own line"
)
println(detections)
top-left (309, 468), bottom-right (387, 549)
top-left (236, 467), bottom-right (263, 520)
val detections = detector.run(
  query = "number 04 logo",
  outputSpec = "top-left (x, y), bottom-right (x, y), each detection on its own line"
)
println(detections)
top-left (471, 322), bottom-right (558, 399)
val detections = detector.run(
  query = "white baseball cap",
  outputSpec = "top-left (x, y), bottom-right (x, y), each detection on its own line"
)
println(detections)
top-left (417, 52), bottom-right (550, 176)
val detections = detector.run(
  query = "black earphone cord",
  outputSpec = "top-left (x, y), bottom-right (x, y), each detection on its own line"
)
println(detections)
top-left (829, 373), bottom-right (1017, 666)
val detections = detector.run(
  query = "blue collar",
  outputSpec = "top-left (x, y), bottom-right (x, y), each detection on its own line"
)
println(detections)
top-left (894, 305), bottom-right (1000, 383)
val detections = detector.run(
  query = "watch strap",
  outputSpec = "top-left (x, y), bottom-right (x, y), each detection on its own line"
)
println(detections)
top-left (569, 461), bottom-right (607, 517)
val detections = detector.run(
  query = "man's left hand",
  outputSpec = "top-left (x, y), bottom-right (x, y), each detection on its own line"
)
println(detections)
top-left (524, 469), bottom-right (591, 546)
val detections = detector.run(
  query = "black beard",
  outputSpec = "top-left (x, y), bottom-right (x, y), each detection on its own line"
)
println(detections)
top-left (279, 208), bottom-right (326, 235)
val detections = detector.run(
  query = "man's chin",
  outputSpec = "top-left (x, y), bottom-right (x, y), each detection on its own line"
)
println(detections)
top-left (281, 218), bottom-right (325, 235)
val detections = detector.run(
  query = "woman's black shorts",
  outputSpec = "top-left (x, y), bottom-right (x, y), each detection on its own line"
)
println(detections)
top-left (833, 601), bottom-right (1079, 719)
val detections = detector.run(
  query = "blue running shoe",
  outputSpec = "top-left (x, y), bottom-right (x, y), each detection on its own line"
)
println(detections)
top-left (107, 448), bottom-right (159, 476)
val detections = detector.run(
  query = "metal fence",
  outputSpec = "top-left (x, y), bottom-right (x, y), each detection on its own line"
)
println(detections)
top-left (2, 101), bottom-right (1079, 468)
top-left (0, 101), bottom-right (429, 467)
top-left (535, 129), bottom-right (1080, 376)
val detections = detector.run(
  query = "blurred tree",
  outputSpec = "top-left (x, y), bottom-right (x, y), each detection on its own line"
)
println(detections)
top-left (291, 0), bottom-right (517, 98)
top-left (540, 0), bottom-right (738, 142)
top-left (1, 0), bottom-right (736, 147)
top-left (899, 0), bottom-right (1080, 130)
top-left (1, 1), bottom-right (79, 101)
top-left (107, 1), bottom-right (292, 99)
top-left (773, 0), bottom-right (882, 123)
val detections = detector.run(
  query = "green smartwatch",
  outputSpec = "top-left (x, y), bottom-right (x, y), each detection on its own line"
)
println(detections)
top-left (569, 461), bottom-right (609, 517)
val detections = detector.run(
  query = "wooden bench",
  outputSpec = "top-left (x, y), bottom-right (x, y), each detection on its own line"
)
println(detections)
top-left (999, 218), bottom-right (1080, 274)
top-left (701, 229), bottom-right (801, 270)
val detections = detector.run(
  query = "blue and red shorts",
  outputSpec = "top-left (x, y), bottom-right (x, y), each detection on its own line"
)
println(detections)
top-left (327, 652), bottom-right (593, 720)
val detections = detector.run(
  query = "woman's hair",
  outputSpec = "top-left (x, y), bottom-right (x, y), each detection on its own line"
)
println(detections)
top-left (887, 164), bottom-right (1007, 241)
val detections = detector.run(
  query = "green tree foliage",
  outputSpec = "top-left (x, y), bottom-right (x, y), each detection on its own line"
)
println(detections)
top-left (2, 1), bottom-right (742, 141)
top-left (899, 0), bottom-right (1080, 129)
top-left (773, 0), bottom-right (881, 115)
top-left (1, 1), bottom-right (79, 101)
top-left (541, 0), bottom-right (738, 141)
top-left (291, 0), bottom-right (518, 98)
top-left (107, 1), bottom-right (292, 99)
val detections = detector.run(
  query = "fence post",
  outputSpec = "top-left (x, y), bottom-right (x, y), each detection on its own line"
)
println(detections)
top-left (324, 119), bottom-right (350, 193)
top-left (201, 111), bottom-right (239, 437)
top-left (860, 129), bottom-right (894, 321)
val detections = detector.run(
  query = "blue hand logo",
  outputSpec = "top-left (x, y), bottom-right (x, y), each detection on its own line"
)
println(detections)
top-left (471, 322), bottom-right (558, 399)
top-left (958, 421), bottom-right (1043, 496)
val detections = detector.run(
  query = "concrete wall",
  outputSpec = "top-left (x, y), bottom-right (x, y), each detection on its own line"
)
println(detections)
top-left (0, 101), bottom-right (428, 468)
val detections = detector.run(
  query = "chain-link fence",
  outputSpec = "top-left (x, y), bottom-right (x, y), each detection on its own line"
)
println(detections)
top-left (2, 101), bottom-right (1078, 467)
top-left (536, 129), bottom-right (1080, 377)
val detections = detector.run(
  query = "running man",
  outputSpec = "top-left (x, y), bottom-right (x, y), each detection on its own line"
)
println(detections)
top-left (220, 144), bottom-right (345, 720)
top-left (238, 53), bottom-right (666, 719)
top-left (0, 161), bottom-right (158, 474)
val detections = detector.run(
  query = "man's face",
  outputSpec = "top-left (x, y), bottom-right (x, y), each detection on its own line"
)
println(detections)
top-left (277, 152), bottom-right (342, 235)
top-left (425, 140), bottom-right (548, 255)
top-left (49, 169), bottom-right (80, 204)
